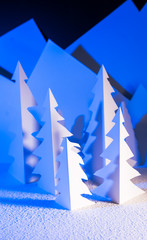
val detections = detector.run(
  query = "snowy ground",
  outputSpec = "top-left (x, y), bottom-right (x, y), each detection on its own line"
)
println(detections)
top-left (0, 168), bottom-right (147, 240)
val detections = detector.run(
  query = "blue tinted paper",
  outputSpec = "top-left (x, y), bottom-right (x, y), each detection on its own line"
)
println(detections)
top-left (0, 76), bottom-right (15, 165)
top-left (127, 84), bottom-right (147, 128)
top-left (0, 19), bottom-right (46, 77)
top-left (66, 1), bottom-right (147, 94)
top-left (28, 40), bottom-right (97, 132)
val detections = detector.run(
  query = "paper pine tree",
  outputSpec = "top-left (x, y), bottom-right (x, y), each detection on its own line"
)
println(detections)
top-left (32, 89), bottom-right (72, 195)
top-left (56, 138), bottom-right (93, 210)
top-left (83, 65), bottom-right (118, 178)
top-left (92, 106), bottom-right (144, 204)
top-left (8, 62), bottom-right (39, 183)
top-left (121, 102), bottom-right (138, 167)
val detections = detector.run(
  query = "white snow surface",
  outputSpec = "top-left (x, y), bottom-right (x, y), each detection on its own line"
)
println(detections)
top-left (0, 168), bottom-right (147, 240)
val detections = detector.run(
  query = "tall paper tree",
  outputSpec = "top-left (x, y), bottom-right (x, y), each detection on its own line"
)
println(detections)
top-left (9, 61), bottom-right (39, 183)
top-left (32, 89), bottom-right (72, 195)
top-left (56, 138), bottom-right (93, 210)
top-left (83, 65), bottom-right (118, 178)
top-left (92, 106), bottom-right (144, 204)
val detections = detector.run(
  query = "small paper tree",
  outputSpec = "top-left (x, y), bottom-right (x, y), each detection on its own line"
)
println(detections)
top-left (83, 65), bottom-right (118, 178)
top-left (56, 138), bottom-right (93, 210)
top-left (32, 89), bottom-right (72, 195)
top-left (92, 105), bottom-right (144, 204)
top-left (9, 61), bottom-right (39, 183)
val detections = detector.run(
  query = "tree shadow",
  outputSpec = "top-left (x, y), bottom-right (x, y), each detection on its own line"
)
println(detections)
top-left (135, 114), bottom-right (147, 165)
top-left (0, 170), bottom-right (49, 195)
top-left (0, 196), bottom-right (65, 210)
top-left (82, 193), bottom-right (112, 203)
top-left (69, 115), bottom-right (87, 147)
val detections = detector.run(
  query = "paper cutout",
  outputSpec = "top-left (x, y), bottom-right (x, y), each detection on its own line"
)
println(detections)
top-left (8, 61), bottom-right (39, 183)
top-left (56, 138), bottom-right (93, 210)
top-left (28, 40), bottom-right (97, 137)
top-left (66, 0), bottom-right (147, 94)
top-left (121, 102), bottom-right (138, 167)
top-left (127, 84), bottom-right (147, 128)
top-left (92, 105), bottom-right (144, 204)
top-left (32, 89), bottom-right (72, 195)
top-left (83, 65), bottom-right (118, 178)
top-left (0, 19), bottom-right (46, 77)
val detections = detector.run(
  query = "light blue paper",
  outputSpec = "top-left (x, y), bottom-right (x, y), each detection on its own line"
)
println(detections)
top-left (127, 84), bottom-right (147, 128)
top-left (0, 19), bottom-right (46, 77)
top-left (28, 40), bottom-right (97, 134)
top-left (66, 1), bottom-right (147, 95)
top-left (0, 75), bottom-right (15, 165)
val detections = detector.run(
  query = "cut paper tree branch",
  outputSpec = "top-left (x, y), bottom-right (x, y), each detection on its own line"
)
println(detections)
top-left (121, 101), bottom-right (138, 167)
top-left (32, 89), bottom-right (72, 195)
top-left (83, 65), bottom-right (118, 179)
top-left (56, 138), bottom-right (93, 210)
top-left (92, 104), bottom-right (144, 204)
top-left (9, 61), bottom-right (39, 183)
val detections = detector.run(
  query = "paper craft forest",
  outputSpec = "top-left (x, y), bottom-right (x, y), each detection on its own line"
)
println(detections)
top-left (0, 21), bottom-right (146, 210)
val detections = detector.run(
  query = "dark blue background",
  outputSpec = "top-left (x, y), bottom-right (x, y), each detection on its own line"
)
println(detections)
top-left (0, 0), bottom-right (145, 48)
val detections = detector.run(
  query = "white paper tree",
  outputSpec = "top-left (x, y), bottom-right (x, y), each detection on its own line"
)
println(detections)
top-left (121, 102), bottom-right (138, 167)
top-left (9, 61), bottom-right (39, 183)
top-left (32, 89), bottom-right (72, 195)
top-left (92, 106), bottom-right (144, 204)
top-left (83, 65), bottom-right (118, 178)
top-left (56, 138), bottom-right (93, 210)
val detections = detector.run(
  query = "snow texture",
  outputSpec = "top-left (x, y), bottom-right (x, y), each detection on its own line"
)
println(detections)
top-left (0, 168), bottom-right (146, 240)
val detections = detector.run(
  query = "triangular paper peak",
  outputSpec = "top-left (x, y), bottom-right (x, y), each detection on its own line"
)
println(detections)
top-left (113, 106), bottom-right (124, 124)
top-left (12, 61), bottom-right (28, 83)
top-left (49, 88), bottom-right (58, 109)
top-left (42, 88), bottom-right (57, 108)
top-left (95, 65), bottom-right (115, 95)
top-left (97, 64), bottom-right (109, 79)
top-left (18, 61), bottom-right (28, 80)
top-left (102, 64), bottom-right (109, 79)
top-left (107, 105), bottom-right (129, 141)
top-left (43, 88), bottom-right (65, 122)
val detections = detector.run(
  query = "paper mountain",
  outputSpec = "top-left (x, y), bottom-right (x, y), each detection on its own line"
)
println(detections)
top-left (92, 104), bottom-right (144, 204)
top-left (31, 89), bottom-right (72, 195)
top-left (56, 138), bottom-right (93, 210)
top-left (28, 40), bottom-right (97, 137)
top-left (69, 45), bottom-right (131, 103)
top-left (0, 19), bottom-right (46, 78)
top-left (83, 65), bottom-right (118, 178)
top-left (66, 0), bottom-right (147, 95)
